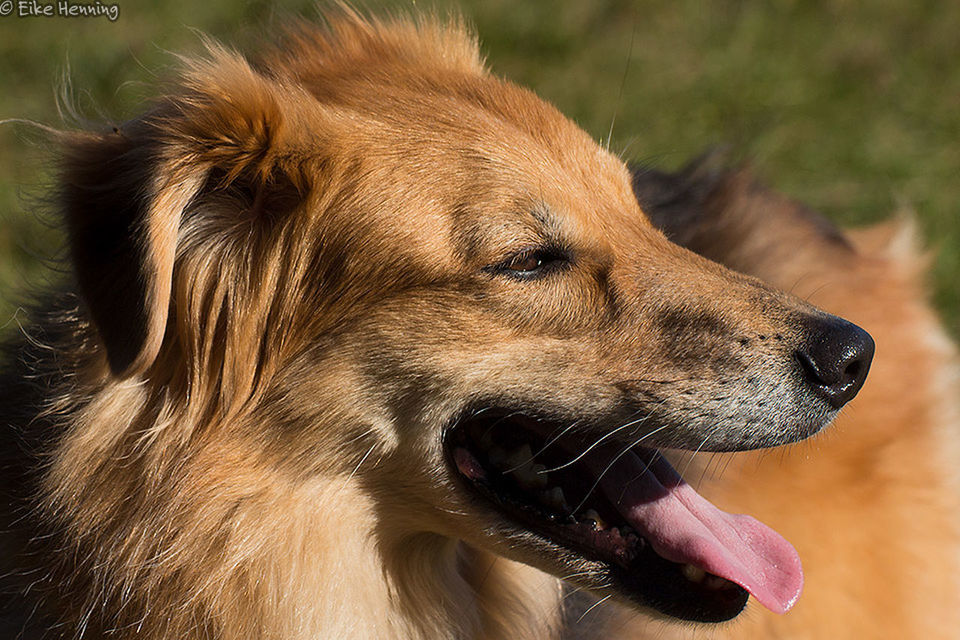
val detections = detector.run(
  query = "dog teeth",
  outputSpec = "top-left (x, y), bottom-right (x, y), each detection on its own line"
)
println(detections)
top-left (541, 486), bottom-right (567, 510)
top-left (704, 575), bottom-right (729, 590)
top-left (513, 468), bottom-right (546, 489)
top-left (488, 447), bottom-right (508, 468)
top-left (681, 564), bottom-right (729, 588)
top-left (504, 444), bottom-right (534, 470)
top-left (681, 563), bottom-right (706, 583)
top-left (512, 462), bottom-right (548, 490)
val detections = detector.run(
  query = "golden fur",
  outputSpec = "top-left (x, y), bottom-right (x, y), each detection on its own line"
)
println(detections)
top-left (0, 10), bottom-right (953, 640)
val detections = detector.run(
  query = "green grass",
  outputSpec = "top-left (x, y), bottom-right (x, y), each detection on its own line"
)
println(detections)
top-left (1, 0), bottom-right (957, 335)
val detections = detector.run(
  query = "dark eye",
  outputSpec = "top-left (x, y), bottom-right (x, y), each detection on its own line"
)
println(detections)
top-left (494, 247), bottom-right (568, 279)
top-left (505, 251), bottom-right (546, 273)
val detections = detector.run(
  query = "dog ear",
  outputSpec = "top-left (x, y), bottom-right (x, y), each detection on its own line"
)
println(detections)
top-left (61, 47), bottom-right (309, 378)
top-left (629, 147), bottom-right (733, 247)
top-left (61, 126), bottom-right (206, 378)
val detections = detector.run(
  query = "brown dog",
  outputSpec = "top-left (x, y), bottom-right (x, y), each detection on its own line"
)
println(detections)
top-left (561, 156), bottom-right (960, 638)
top-left (0, 12), bottom-right (879, 639)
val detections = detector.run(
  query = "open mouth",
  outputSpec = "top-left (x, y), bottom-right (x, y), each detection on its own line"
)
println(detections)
top-left (445, 409), bottom-right (803, 623)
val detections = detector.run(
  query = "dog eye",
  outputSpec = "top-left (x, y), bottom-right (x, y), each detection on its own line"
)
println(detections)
top-left (506, 251), bottom-right (545, 273)
top-left (494, 248), bottom-right (567, 279)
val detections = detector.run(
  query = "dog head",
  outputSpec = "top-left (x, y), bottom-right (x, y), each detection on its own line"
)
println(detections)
top-left (60, 14), bottom-right (872, 623)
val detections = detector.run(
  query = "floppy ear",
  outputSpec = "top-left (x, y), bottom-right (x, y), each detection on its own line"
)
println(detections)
top-left (61, 125), bottom-right (207, 378)
top-left (61, 46), bottom-right (308, 379)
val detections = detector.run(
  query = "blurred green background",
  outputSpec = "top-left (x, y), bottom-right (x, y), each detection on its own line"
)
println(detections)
top-left (1, 0), bottom-right (957, 335)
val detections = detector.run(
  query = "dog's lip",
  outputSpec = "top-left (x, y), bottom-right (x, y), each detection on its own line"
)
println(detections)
top-left (444, 410), bottom-right (803, 619)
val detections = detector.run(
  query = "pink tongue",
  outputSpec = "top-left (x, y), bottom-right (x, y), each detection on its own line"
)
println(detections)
top-left (587, 447), bottom-right (802, 614)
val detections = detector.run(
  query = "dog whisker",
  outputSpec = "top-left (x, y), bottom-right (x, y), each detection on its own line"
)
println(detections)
top-left (615, 375), bottom-right (703, 386)
top-left (478, 409), bottom-right (527, 446)
top-left (568, 419), bottom-right (675, 512)
top-left (612, 425), bottom-right (677, 505)
top-left (680, 432), bottom-right (713, 481)
top-left (339, 427), bottom-right (377, 448)
top-left (604, 23), bottom-right (635, 152)
top-left (576, 593), bottom-right (614, 624)
top-left (540, 397), bottom-right (670, 477)
top-left (501, 419), bottom-right (583, 473)
top-left (558, 570), bottom-right (596, 582)
top-left (717, 452), bottom-right (736, 481)
top-left (570, 437), bottom-right (651, 515)
top-left (346, 443), bottom-right (379, 483)
top-left (541, 416), bottom-right (648, 474)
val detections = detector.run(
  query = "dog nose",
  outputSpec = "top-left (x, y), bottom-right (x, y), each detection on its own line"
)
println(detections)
top-left (796, 315), bottom-right (875, 409)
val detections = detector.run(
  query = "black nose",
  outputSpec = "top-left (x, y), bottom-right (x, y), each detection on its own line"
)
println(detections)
top-left (796, 315), bottom-right (875, 409)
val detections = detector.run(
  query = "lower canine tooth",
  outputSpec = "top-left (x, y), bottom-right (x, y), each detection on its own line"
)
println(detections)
top-left (514, 463), bottom-right (548, 489)
top-left (542, 486), bottom-right (566, 509)
top-left (682, 564), bottom-right (706, 583)
top-left (505, 444), bottom-right (534, 469)
top-left (704, 575), bottom-right (729, 590)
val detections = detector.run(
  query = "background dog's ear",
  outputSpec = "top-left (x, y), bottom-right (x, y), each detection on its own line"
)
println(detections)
top-left (61, 46), bottom-right (310, 378)
top-left (632, 148), bottom-right (856, 277)
top-left (629, 147), bottom-right (732, 247)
